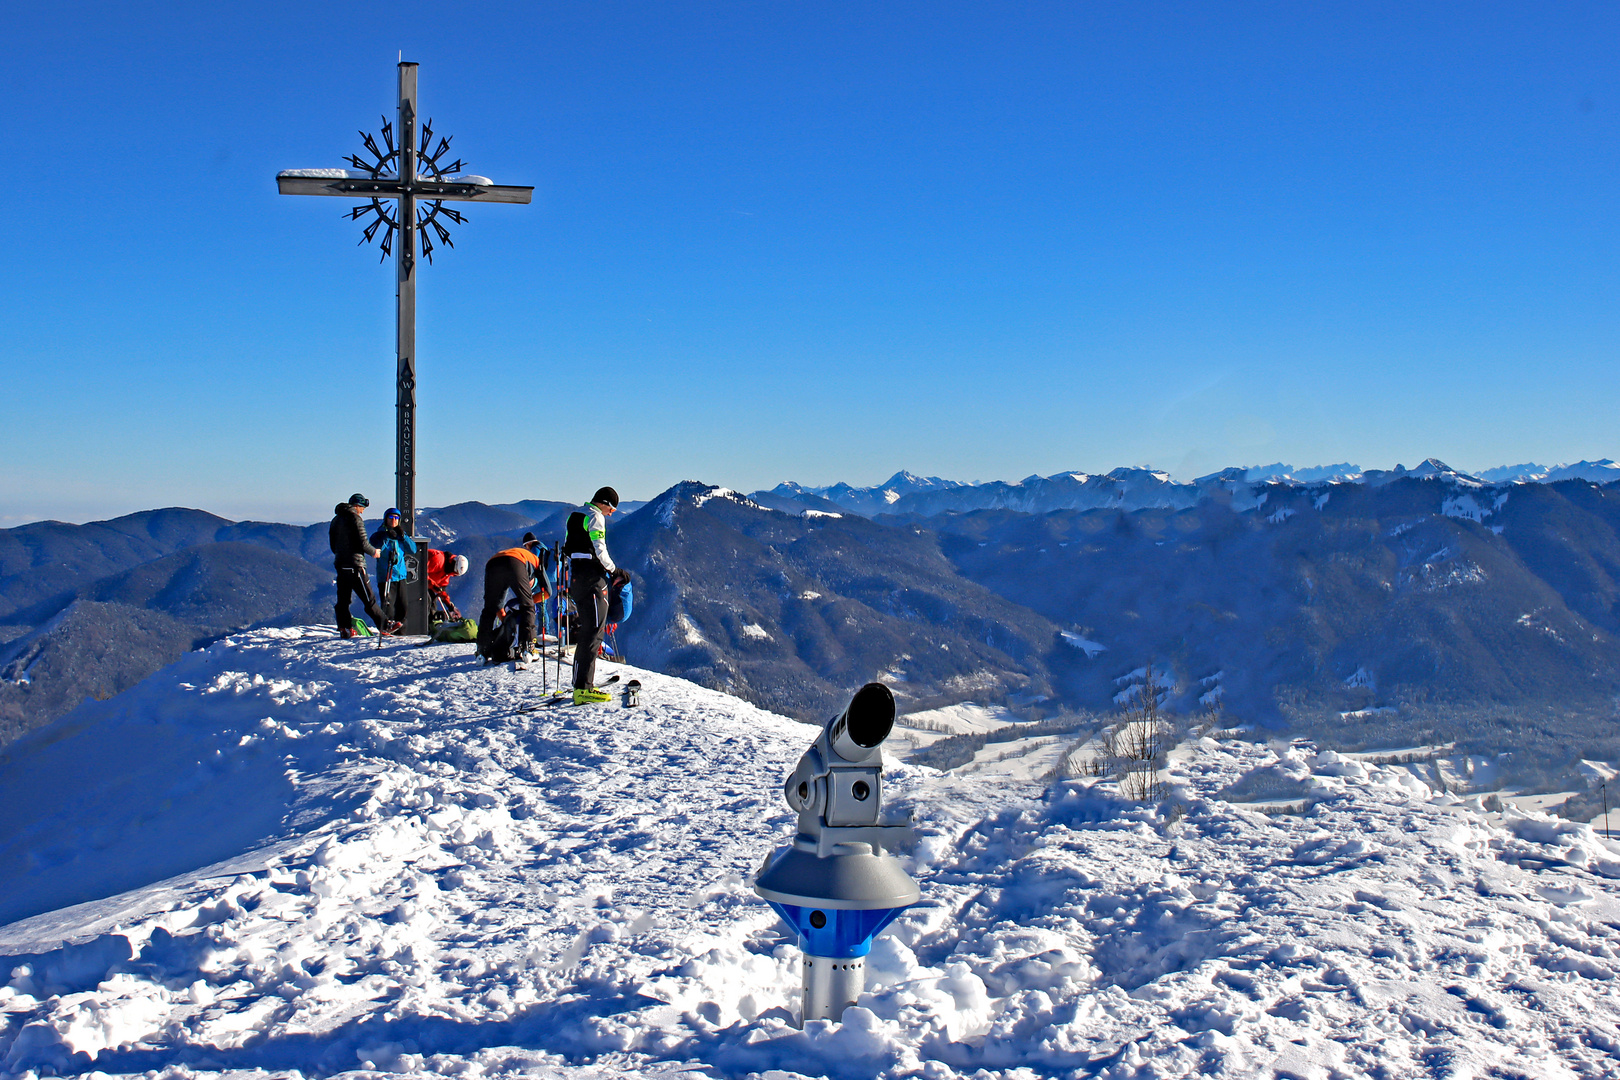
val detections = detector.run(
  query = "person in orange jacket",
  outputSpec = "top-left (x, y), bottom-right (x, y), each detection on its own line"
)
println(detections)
top-left (424, 549), bottom-right (469, 620)
top-left (477, 533), bottom-right (549, 662)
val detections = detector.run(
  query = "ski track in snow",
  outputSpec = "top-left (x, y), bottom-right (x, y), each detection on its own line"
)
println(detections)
top-left (2, 629), bottom-right (1620, 1079)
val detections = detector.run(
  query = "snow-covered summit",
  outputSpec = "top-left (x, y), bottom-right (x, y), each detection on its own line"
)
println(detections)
top-left (3, 629), bottom-right (1620, 1077)
top-left (1383, 457), bottom-right (1487, 487)
top-left (648, 480), bottom-right (762, 528)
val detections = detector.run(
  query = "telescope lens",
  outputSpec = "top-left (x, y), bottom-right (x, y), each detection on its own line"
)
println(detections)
top-left (845, 682), bottom-right (895, 748)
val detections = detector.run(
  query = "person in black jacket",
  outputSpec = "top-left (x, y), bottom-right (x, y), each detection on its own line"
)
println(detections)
top-left (329, 493), bottom-right (389, 637)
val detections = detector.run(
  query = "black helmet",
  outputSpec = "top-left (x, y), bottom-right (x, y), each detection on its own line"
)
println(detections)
top-left (591, 486), bottom-right (620, 509)
top-left (521, 532), bottom-right (540, 548)
top-left (348, 493), bottom-right (370, 508)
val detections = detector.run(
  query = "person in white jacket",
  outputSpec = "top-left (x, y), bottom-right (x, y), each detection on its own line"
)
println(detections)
top-left (564, 487), bottom-right (628, 702)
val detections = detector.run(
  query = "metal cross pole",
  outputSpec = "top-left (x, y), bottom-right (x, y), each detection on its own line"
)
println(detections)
top-left (276, 60), bottom-right (532, 540)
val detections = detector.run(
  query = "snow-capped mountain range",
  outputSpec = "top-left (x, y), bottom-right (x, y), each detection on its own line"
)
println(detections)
top-left (9, 461), bottom-right (1620, 761)
top-left (2, 627), bottom-right (1617, 1077)
top-left (763, 460), bottom-right (1620, 518)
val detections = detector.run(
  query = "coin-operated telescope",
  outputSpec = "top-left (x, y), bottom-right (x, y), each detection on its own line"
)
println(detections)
top-left (754, 682), bottom-right (920, 1026)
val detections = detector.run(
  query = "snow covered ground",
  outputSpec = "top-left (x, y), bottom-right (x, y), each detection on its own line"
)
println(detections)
top-left (3, 628), bottom-right (1620, 1079)
top-left (887, 703), bottom-right (1025, 755)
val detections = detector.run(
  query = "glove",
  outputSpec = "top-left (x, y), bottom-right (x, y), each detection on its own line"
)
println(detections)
top-left (610, 569), bottom-right (630, 587)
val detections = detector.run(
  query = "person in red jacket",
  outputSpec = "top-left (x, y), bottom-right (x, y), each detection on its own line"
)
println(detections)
top-left (424, 549), bottom-right (469, 620)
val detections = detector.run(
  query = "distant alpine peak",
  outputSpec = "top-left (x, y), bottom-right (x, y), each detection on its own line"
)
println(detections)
top-left (1401, 458), bottom-right (1485, 486)
top-left (1203, 463), bottom-right (1365, 485)
top-left (1480, 459), bottom-right (1620, 485)
top-left (756, 455), bottom-right (1617, 519)
top-left (1105, 466), bottom-right (1175, 484)
top-left (763, 471), bottom-right (966, 516)
top-left (874, 470), bottom-right (966, 495)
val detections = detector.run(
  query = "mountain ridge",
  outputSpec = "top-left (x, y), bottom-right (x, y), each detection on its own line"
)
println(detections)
top-left (755, 457), bottom-right (1620, 519)
top-left (6, 465), bottom-right (1620, 772)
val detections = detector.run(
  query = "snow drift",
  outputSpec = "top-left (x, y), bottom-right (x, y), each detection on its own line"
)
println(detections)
top-left (2, 629), bottom-right (1619, 1078)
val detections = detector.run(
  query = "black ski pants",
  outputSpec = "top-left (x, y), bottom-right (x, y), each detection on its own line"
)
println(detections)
top-left (479, 555), bottom-right (536, 658)
top-left (379, 574), bottom-right (409, 628)
top-left (335, 565), bottom-right (387, 632)
top-left (570, 563), bottom-right (609, 688)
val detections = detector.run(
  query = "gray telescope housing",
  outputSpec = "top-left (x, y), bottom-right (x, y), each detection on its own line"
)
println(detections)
top-left (754, 683), bottom-right (920, 1025)
top-left (777, 682), bottom-right (915, 861)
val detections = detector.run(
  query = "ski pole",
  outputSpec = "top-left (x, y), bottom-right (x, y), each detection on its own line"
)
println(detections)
top-left (551, 541), bottom-right (560, 689)
top-left (540, 563), bottom-right (550, 695)
top-left (564, 556), bottom-right (575, 684)
top-left (554, 544), bottom-right (560, 689)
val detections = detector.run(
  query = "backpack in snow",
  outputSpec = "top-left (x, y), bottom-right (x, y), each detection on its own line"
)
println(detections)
top-left (607, 579), bottom-right (633, 624)
top-left (599, 580), bottom-right (634, 662)
top-left (483, 605), bottom-right (523, 662)
top-left (431, 617), bottom-right (477, 644)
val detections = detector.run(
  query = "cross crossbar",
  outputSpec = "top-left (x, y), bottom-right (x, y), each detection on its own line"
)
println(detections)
top-left (277, 173), bottom-right (533, 204)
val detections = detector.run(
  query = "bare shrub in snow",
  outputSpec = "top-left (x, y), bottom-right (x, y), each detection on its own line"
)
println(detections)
top-left (1108, 661), bottom-right (1169, 801)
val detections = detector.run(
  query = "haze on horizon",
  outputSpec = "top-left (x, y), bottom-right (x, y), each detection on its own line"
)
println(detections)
top-left (5, 1), bottom-right (1617, 527)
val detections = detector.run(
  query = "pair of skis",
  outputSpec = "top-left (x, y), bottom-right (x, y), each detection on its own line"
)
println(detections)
top-left (533, 673), bottom-right (616, 707)
top-left (531, 674), bottom-right (644, 708)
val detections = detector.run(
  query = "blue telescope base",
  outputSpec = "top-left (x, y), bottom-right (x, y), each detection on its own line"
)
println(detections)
top-left (767, 902), bottom-right (909, 959)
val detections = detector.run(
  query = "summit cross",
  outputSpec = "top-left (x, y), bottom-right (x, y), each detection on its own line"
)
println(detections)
top-left (277, 60), bottom-right (533, 538)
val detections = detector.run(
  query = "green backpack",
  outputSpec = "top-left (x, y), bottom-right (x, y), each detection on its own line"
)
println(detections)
top-left (431, 617), bottom-right (478, 643)
top-left (350, 617), bottom-right (374, 637)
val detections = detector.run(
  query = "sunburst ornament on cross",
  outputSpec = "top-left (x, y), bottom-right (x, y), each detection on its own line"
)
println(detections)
top-left (340, 113), bottom-right (475, 264)
top-left (277, 61), bottom-right (532, 571)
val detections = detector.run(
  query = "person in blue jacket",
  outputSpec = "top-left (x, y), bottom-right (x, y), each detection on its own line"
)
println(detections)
top-left (370, 507), bottom-right (418, 634)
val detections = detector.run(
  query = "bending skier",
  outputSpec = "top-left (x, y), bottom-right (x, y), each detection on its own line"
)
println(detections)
top-left (478, 533), bottom-right (549, 663)
top-left (565, 487), bottom-right (629, 703)
top-left (329, 494), bottom-right (389, 637)
top-left (425, 549), bottom-right (469, 621)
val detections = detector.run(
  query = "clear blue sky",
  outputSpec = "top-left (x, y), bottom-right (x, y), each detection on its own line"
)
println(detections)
top-left (5, 1), bottom-right (1617, 524)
